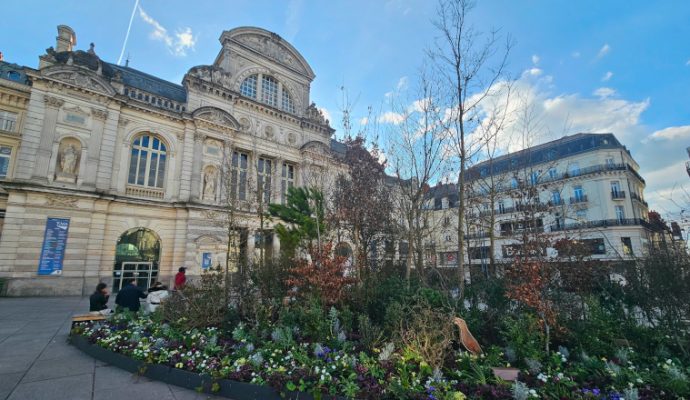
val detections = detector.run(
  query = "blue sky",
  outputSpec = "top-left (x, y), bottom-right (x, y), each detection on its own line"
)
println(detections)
top-left (1, 0), bottom-right (689, 217)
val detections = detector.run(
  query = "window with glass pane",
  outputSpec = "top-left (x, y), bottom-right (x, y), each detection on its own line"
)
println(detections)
top-left (569, 162), bottom-right (580, 176)
top-left (281, 162), bottom-right (295, 204)
top-left (611, 181), bottom-right (621, 195)
top-left (573, 186), bottom-right (584, 201)
top-left (261, 76), bottom-right (278, 107)
top-left (548, 168), bottom-right (557, 180)
top-left (127, 134), bottom-right (167, 188)
top-left (240, 75), bottom-right (258, 99)
top-left (257, 157), bottom-right (272, 204)
top-left (615, 205), bottom-right (625, 221)
top-left (282, 89), bottom-right (295, 113)
top-left (0, 146), bottom-right (11, 179)
top-left (0, 110), bottom-right (18, 132)
top-left (231, 151), bottom-right (248, 201)
top-left (551, 190), bottom-right (561, 205)
top-left (530, 171), bottom-right (539, 185)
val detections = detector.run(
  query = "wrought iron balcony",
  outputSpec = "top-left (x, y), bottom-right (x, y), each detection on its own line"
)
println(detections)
top-left (611, 191), bottom-right (626, 200)
top-left (569, 195), bottom-right (588, 204)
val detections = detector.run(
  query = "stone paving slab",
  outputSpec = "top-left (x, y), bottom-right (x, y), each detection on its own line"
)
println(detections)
top-left (0, 297), bottom-right (225, 400)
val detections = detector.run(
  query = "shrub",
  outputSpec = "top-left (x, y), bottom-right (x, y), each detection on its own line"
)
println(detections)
top-left (160, 268), bottom-right (229, 330)
top-left (399, 300), bottom-right (454, 369)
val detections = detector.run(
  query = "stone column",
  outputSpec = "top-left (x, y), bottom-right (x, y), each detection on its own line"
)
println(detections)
top-left (32, 95), bottom-right (63, 180)
top-left (190, 132), bottom-right (205, 200)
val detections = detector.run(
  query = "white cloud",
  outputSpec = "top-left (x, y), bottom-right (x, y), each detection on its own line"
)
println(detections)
top-left (597, 44), bottom-right (611, 59)
top-left (601, 71), bottom-right (613, 82)
top-left (531, 54), bottom-right (540, 65)
top-left (571, 51), bottom-right (581, 58)
top-left (593, 87), bottom-right (616, 99)
top-left (645, 125), bottom-right (690, 142)
top-left (378, 111), bottom-right (406, 125)
top-left (284, 0), bottom-right (303, 41)
top-left (686, 59), bottom-right (690, 66)
top-left (138, 6), bottom-right (196, 56)
top-left (523, 67), bottom-right (543, 77)
top-left (359, 117), bottom-right (369, 126)
top-left (397, 76), bottom-right (409, 91)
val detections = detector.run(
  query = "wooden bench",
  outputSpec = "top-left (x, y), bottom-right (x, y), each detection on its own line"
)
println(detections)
top-left (71, 313), bottom-right (106, 328)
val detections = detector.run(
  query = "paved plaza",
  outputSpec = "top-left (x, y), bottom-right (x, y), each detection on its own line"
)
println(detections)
top-left (0, 297), bottom-right (224, 400)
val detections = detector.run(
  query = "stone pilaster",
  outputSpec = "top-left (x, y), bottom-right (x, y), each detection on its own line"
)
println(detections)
top-left (84, 108), bottom-right (108, 186)
top-left (190, 132), bottom-right (206, 200)
top-left (32, 95), bottom-right (63, 180)
top-left (178, 122), bottom-right (195, 201)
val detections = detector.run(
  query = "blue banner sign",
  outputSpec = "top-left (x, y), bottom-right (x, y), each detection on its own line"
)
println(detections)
top-left (201, 252), bottom-right (212, 269)
top-left (37, 218), bottom-right (70, 276)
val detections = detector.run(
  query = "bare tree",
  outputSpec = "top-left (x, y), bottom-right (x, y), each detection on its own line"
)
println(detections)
top-left (429, 0), bottom-right (513, 294)
top-left (387, 70), bottom-right (447, 281)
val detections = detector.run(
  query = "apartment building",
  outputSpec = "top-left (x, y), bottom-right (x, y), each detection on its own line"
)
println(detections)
top-left (427, 133), bottom-right (653, 269)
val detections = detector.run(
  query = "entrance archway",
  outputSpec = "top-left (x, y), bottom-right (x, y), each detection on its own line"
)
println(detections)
top-left (113, 227), bottom-right (161, 291)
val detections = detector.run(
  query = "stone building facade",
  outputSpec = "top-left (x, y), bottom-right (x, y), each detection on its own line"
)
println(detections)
top-left (426, 133), bottom-right (653, 270)
top-left (0, 25), bottom-right (345, 295)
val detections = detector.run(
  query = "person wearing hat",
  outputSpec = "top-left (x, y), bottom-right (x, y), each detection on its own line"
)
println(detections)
top-left (174, 267), bottom-right (187, 290)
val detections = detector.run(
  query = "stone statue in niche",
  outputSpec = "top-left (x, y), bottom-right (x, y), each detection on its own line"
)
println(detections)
top-left (203, 168), bottom-right (218, 201)
top-left (60, 145), bottom-right (78, 174)
top-left (55, 139), bottom-right (81, 182)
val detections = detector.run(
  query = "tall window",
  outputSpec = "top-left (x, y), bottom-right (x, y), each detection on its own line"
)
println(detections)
top-left (282, 90), bottom-right (295, 113)
top-left (621, 237), bottom-right (633, 255)
top-left (0, 110), bottom-right (18, 132)
top-left (240, 75), bottom-right (258, 99)
top-left (510, 177), bottom-right (518, 189)
top-left (615, 205), bottom-right (625, 222)
top-left (257, 157), bottom-right (272, 204)
top-left (530, 171), bottom-right (539, 185)
top-left (569, 162), bottom-right (580, 176)
top-left (611, 181), bottom-right (621, 196)
top-left (573, 185), bottom-right (585, 202)
top-left (0, 146), bottom-right (12, 179)
top-left (261, 76), bottom-right (278, 107)
top-left (498, 200), bottom-right (505, 214)
top-left (548, 167), bottom-right (558, 180)
top-left (231, 151), bottom-right (248, 201)
top-left (281, 162), bottom-right (295, 204)
top-left (127, 135), bottom-right (167, 188)
top-left (551, 190), bottom-right (561, 205)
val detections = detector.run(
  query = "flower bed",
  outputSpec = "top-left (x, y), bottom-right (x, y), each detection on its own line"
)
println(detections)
top-left (70, 313), bottom-right (688, 399)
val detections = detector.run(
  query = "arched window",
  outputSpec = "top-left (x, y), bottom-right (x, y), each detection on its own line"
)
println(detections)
top-left (239, 73), bottom-right (296, 114)
top-left (261, 75), bottom-right (278, 107)
top-left (282, 89), bottom-right (295, 113)
top-left (127, 134), bottom-right (167, 188)
top-left (240, 75), bottom-right (258, 99)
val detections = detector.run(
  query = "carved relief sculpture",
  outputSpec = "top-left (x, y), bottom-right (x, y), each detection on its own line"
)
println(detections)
top-left (55, 138), bottom-right (82, 182)
top-left (203, 168), bottom-right (218, 201)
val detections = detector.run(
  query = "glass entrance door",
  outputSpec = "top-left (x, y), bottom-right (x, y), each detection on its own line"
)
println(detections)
top-left (115, 262), bottom-right (157, 290)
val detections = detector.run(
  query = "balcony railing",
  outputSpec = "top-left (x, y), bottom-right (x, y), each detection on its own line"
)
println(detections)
top-left (569, 195), bottom-right (588, 204)
top-left (126, 185), bottom-right (165, 199)
top-left (549, 218), bottom-right (652, 233)
top-left (611, 190), bottom-right (626, 200)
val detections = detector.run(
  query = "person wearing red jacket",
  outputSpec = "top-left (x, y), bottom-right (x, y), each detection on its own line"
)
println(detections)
top-left (174, 267), bottom-right (186, 290)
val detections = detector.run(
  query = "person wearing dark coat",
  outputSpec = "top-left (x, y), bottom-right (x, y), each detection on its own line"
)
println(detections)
top-left (115, 279), bottom-right (147, 312)
top-left (89, 282), bottom-right (110, 314)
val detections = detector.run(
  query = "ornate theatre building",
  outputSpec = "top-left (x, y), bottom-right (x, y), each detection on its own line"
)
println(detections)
top-left (0, 25), bottom-right (344, 295)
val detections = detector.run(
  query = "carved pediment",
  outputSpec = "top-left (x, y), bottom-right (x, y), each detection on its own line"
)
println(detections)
top-left (42, 66), bottom-right (116, 96)
top-left (300, 140), bottom-right (331, 156)
top-left (192, 106), bottom-right (240, 130)
top-left (187, 65), bottom-right (233, 89)
top-left (221, 27), bottom-right (315, 80)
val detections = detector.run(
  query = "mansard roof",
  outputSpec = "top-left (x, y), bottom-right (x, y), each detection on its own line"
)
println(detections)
top-left (109, 63), bottom-right (187, 103)
top-left (0, 61), bottom-right (30, 85)
top-left (467, 133), bottom-right (629, 181)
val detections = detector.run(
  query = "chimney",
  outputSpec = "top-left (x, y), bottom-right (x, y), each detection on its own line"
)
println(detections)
top-left (56, 25), bottom-right (76, 52)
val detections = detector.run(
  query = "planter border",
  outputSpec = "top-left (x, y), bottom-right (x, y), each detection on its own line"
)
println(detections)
top-left (70, 334), bottom-right (343, 400)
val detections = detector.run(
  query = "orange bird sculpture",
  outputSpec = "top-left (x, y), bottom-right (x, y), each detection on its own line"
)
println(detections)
top-left (453, 317), bottom-right (483, 355)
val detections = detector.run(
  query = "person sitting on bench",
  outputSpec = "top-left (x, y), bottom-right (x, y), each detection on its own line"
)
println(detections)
top-left (146, 281), bottom-right (169, 313)
top-left (89, 282), bottom-right (113, 315)
top-left (115, 279), bottom-right (147, 313)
